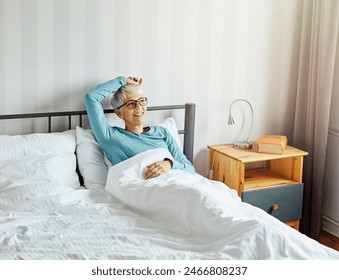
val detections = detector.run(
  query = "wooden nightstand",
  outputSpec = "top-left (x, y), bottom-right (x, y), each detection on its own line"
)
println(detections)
top-left (208, 144), bottom-right (308, 230)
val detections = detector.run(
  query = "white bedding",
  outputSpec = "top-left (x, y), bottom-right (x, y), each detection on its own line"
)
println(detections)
top-left (0, 148), bottom-right (338, 260)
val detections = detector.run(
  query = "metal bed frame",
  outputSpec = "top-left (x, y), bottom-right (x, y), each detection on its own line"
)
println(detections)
top-left (0, 103), bottom-right (196, 163)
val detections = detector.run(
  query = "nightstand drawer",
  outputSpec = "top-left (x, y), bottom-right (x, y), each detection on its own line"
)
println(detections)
top-left (242, 184), bottom-right (303, 222)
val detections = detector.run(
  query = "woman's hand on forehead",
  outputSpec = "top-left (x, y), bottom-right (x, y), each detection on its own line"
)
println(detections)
top-left (126, 76), bottom-right (142, 85)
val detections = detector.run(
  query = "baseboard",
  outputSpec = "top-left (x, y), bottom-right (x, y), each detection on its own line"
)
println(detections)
top-left (322, 215), bottom-right (339, 238)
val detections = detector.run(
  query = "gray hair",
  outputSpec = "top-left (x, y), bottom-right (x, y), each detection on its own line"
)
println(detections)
top-left (111, 84), bottom-right (143, 109)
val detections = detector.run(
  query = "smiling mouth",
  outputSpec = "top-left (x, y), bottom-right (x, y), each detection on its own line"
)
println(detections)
top-left (134, 112), bottom-right (144, 117)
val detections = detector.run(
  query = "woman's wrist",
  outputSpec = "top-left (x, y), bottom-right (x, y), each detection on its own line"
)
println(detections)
top-left (163, 158), bottom-right (173, 168)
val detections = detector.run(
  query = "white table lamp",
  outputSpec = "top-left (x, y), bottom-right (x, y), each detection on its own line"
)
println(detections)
top-left (228, 99), bottom-right (253, 149)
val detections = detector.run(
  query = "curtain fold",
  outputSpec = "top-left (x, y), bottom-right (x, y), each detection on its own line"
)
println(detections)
top-left (293, 0), bottom-right (339, 238)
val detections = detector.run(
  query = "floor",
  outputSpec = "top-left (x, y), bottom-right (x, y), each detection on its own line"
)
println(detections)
top-left (316, 230), bottom-right (339, 251)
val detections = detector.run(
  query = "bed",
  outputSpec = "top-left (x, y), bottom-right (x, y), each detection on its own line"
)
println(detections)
top-left (0, 103), bottom-right (338, 260)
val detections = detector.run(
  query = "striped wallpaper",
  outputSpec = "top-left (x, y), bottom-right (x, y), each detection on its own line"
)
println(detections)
top-left (0, 0), bottom-right (304, 174)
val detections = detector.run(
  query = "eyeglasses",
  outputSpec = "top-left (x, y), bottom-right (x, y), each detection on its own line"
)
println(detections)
top-left (117, 97), bottom-right (148, 109)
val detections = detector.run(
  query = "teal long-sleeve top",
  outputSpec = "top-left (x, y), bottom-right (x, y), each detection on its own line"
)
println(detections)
top-left (84, 76), bottom-right (195, 174)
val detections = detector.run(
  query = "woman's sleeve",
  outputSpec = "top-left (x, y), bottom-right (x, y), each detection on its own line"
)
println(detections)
top-left (84, 76), bottom-right (126, 143)
top-left (164, 129), bottom-right (195, 174)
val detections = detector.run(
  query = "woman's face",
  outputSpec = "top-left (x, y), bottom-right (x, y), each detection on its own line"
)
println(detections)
top-left (117, 93), bottom-right (148, 132)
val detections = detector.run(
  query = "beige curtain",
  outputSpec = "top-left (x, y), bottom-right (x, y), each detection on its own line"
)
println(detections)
top-left (293, 0), bottom-right (339, 238)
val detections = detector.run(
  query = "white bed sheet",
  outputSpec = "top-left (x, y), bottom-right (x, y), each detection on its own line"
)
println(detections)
top-left (0, 149), bottom-right (338, 260)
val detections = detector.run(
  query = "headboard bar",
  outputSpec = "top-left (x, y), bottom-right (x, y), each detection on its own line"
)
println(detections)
top-left (0, 103), bottom-right (196, 162)
top-left (183, 103), bottom-right (196, 162)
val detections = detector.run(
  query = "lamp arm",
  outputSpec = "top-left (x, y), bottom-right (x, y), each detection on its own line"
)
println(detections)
top-left (228, 99), bottom-right (254, 143)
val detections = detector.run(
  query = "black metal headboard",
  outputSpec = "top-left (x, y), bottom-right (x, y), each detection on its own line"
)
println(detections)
top-left (0, 103), bottom-right (196, 162)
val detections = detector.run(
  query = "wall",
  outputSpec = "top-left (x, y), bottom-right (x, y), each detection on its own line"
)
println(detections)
top-left (322, 32), bottom-right (339, 237)
top-left (0, 0), bottom-right (303, 175)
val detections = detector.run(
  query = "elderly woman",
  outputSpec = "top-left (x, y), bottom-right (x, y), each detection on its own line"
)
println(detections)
top-left (84, 76), bottom-right (195, 179)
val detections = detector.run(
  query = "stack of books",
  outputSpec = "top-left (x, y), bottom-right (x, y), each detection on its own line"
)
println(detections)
top-left (252, 135), bottom-right (288, 154)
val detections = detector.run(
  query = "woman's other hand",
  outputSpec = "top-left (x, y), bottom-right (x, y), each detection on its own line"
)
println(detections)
top-left (144, 159), bottom-right (172, 179)
top-left (126, 76), bottom-right (142, 85)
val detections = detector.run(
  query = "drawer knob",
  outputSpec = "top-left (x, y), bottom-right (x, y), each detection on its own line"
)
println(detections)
top-left (272, 204), bottom-right (279, 211)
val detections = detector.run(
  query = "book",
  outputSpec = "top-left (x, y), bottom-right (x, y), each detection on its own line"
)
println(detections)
top-left (252, 135), bottom-right (288, 154)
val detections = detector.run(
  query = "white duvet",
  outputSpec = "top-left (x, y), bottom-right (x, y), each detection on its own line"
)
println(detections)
top-left (0, 148), bottom-right (338, 260)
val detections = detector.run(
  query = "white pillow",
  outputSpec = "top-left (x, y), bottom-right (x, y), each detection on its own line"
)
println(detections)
top-left (0, 131), bottom-right (80, 189)
top-left (159, 117), bottom-right (182, 151)
top-left (75, 126), bottom-right (107, 190)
